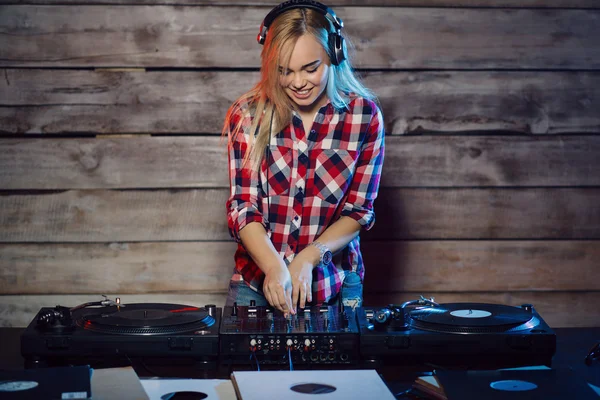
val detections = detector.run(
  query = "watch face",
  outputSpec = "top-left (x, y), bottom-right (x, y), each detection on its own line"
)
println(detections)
top-left (322, 250), bottom-right (333, 265)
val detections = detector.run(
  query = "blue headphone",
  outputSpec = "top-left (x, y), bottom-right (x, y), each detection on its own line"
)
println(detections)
top-left (257, 0), bottom-right (346, 66)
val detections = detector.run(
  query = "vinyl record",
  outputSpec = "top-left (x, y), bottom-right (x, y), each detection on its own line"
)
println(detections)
top-left (408, 303), bottom-right (538, 333)
top-left (75, 303), bottom-right (215, 335)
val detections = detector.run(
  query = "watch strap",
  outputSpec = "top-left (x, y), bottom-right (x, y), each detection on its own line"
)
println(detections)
top-left (311, 241), bottom-right (330, 265)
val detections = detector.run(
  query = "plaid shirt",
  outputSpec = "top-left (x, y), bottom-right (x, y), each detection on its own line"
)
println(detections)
top-left (226, 95), bottom-right (385, 305)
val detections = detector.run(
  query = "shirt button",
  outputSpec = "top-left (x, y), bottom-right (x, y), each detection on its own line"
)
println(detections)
top-left (293, 118), bottom-right (302, 127)
top-left (310, 129), bottom-right (316, 134)
top-left (299, 154), bottom-right (308, 163)
top-left (294, 216), bottom-right (299, 221)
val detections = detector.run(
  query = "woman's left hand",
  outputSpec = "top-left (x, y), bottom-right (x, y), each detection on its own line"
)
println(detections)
top-left (287, 257), bottom-right (314, 313)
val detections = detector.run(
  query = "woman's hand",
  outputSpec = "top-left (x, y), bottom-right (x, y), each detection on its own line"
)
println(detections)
top-left (288, 256), bottom-right (315, 313)
top-left (262, 265), bottom-right (293, 316)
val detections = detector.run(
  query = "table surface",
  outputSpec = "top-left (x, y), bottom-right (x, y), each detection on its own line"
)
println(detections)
top-left (2, 326), bottom-right (599, 394)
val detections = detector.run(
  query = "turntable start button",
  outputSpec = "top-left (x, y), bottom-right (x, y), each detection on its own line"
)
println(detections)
top-left (168, 337), bottom-right (193, 350)
top-left (385, 336), bottom-right (410, 349)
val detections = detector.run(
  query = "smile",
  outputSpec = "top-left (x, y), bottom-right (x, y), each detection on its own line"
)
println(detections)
top-left (291, 88), bottom-right (312, 99)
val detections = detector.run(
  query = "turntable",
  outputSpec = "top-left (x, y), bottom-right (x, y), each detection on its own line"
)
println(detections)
top-left (358, 297), bottom-right (556, 370)
top-left (21, 298), bottom-right (221, 374)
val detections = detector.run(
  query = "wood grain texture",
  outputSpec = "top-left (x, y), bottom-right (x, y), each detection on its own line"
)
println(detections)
top-left (361, 241), bottom-right (600, 292)
top-left (1, 7), bottom-right (598, 69)
top-left (370, 188), bottom-right (600, 240)
top-left (2, 135), bottom-right (600, 189)
top-left (1, 292), bottom-right (598, 328)
top-left (0, 242), bottom-right (238, 294)
top-left (0, 188), bottom-right (598, 242)
top-left (2, 1), bottom-right (599, 8)
top-left (0, 136), bottom-right (230, 189)
top-left (1, 241), bottom-right (597, 294)
top-left (1, 69), bottom-right (599, 135)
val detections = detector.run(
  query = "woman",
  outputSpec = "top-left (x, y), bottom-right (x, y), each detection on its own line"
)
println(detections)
top-left (224, 1), bottom-right (384, 316)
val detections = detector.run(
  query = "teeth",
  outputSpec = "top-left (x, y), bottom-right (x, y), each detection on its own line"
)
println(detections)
top-left (296, 90), bottom-right (310, 95)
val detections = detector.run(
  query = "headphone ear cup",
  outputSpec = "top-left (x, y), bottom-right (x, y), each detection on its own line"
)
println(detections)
top-left (328, 32), bottom-right (345, 66)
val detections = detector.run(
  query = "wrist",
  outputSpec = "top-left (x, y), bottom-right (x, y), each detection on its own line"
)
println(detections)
top-left (297, 246), bottom-right (321, 269)
top-left (309, 241), bottom-right (332, 267)
top-left (261, 260), bottom-right (287, 275)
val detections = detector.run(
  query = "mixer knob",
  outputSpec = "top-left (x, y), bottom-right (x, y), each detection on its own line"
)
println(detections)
top-left (250, 339), bottom-right (257, 347)
top-left (250, 300), bottom-right (256, 307)
top-left (304, 339), bottom-right (311, 347)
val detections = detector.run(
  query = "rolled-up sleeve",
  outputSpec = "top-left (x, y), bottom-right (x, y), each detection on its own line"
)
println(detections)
top-left (340, 102), bottom-right (385, 230)
top-left (226, 106), bottom-right (267, 242)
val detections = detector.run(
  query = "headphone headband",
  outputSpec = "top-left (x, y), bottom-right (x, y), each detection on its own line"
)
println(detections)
top-left (257, 1), bottom-right (346, 65)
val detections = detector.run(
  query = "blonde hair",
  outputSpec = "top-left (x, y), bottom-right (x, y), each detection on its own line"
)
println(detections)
top-left (223, 7), bottom-right (376, 168)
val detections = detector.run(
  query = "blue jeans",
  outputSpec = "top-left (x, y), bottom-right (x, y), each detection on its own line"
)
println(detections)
top-left (224, 271), bottom-right (363, 309)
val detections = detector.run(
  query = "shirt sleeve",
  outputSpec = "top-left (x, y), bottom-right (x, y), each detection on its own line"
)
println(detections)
top-left (340, 100), bottom-right (385, 230)
top-left (226, 104), bottom-right (268, 242)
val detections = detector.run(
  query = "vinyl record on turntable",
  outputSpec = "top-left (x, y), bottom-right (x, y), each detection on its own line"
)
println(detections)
top-left (75, 303), bottom-right (216, 335)
top-left (408, 303), bottom-right (540, 333)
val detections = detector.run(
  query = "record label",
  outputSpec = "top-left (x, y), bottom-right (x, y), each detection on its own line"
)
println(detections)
top-left (490, 380), bottom-right (538, 391)
top-left (450, 309), bottom-right (492, 318)
top-left (0, 380), bottom-right (39, 392)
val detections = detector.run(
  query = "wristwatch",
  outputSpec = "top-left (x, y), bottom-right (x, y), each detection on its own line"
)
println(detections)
top-left (311, 241), bottom-right (333, 266)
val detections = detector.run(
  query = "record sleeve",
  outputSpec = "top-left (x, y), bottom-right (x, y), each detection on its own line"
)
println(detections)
top-left (435, 368), bottom-right (599, 400)
top-left (0, 365), bottom-right (91, 400)
top-left (230, 369), bottom-right (395, 400)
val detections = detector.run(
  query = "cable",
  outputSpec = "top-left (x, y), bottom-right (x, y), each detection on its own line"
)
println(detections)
top-left (288, 347), bottom-right (294, 371)
top-left (250, 351), bottom-right (261, 371)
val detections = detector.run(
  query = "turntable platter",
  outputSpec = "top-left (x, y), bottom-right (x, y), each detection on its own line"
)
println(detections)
top-left (75, 303), bottom-right (216, 335)
top-left (408, 303), bottom-right (539, 333)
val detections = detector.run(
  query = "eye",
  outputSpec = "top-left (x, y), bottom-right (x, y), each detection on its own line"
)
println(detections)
top-left (307, 68), bottom-right (318, 74)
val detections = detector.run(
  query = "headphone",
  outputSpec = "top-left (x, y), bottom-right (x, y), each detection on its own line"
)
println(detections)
top-left (257, 0), bottom-right (346, 66)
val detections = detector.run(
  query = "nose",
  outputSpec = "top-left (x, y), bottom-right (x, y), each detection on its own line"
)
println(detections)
top-left (291, 73), bottom-right (306, 89)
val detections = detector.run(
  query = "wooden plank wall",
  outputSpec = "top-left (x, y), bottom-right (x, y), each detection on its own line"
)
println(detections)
top-left (0, 0), bottom-right (599, 328)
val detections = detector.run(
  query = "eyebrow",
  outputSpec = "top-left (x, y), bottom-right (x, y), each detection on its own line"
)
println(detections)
top-left (278, 60), bottom-right (320, 71)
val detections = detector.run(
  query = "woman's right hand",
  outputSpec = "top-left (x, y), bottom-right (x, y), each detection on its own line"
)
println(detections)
top-left (262, 265), bottom-right (294, 316)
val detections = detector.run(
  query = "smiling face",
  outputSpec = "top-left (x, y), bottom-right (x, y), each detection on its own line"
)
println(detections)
top-left (279, 34), bottom-right (331, 116)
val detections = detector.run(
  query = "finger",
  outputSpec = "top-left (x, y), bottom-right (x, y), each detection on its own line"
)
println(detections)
top-left (306, 283), bottom-right (313, 304)
top-left (283, 285), bottom-right (294, 317)
top-left (273, 286), bottom-right (288, 315)
top-left (291, 284), bottom-right (300, 315)
top-left (298, 284), bottom-right (306, 310)
top-left (263, 286), bottom-right (275, 309)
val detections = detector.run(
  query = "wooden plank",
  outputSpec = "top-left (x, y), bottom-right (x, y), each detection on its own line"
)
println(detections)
top-left (0, 189), bottom-right (228, 242)
top-left (363, 291), bottom-right (600, 328)
top-left (0, 292), bottom-right (597, 328)
top-left (370, 188), bottom-right (600, 240)
top-left (361, 241), bottom-right (600, 293)
top-left (2, 70), bottom-right (599, 135)
top-left (2, 1), bottom-right (599, 8)
top-left (0, 188), bottom-right (598, 242)
top-left (1, 241), bottom-right (598, 294)
top-left (2, 135), bottom-right (600, 189)
top-left (0, 137), bottom-right (230, 189)
top-left (1, 7), bottom-right (599, 69)
top-left (0, 242), bottom-right (238, 294)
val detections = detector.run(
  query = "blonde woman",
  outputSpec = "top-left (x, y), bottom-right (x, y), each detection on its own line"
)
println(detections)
top-left (224, 1), bottom-right (385, 317)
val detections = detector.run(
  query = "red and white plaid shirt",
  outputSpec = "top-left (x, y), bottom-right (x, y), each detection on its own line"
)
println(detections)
top-left (226, 95), bottom-right (385, 305)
